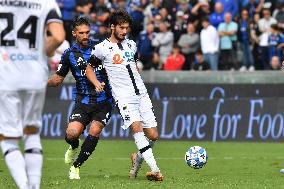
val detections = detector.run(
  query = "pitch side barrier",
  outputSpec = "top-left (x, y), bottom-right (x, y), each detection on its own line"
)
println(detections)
top-left (42, 71), bottom-right (284, 142)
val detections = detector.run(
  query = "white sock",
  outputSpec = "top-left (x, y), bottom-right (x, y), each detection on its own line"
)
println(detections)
top-left (133, 132), bottom-right (160, 173)
top-left (0, 140), bottom-right (29, 189)
top-left (137, 139), bottom-right (155, 161)
top-left (24, 134), bottom-right (43, 189)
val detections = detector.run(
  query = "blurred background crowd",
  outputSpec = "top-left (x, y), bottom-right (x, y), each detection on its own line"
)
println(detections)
top-left (50, 0), bottom-right (284, 71)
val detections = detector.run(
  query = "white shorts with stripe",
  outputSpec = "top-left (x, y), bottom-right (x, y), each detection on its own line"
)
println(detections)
top-left (116, 92), bottom-right (157, 130)
top-left (0, 89), bottom-right (46, 137)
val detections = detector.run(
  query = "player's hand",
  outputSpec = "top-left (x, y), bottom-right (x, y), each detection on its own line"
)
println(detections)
top-left (94, 81), bottom-right (105, 92)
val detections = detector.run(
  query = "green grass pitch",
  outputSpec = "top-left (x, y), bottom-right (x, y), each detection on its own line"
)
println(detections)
top-left (0, 140), bottom-right (283, 189)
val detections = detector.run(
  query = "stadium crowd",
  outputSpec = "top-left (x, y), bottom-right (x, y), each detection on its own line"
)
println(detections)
top-left (51, 0), bottom-right (284, 71)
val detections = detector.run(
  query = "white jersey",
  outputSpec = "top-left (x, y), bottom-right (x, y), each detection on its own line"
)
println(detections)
top-left (0, 0), bottom-right (62, 90)
top-left (90, 38), bottom-right (147, 99)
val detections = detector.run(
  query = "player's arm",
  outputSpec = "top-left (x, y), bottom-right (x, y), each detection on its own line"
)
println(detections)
top-left (44, 7), bottom-right (65, 57)
top-left (47, 52), bottom-right (70, 87)
top-left (134, 52), bottom-right (140, 72)
top-left (47, 74), bottom-right (65, 87)
top-left (86, 55), bottom-right (105, 92)
top-left (45, 22), bottom-right (65, 57)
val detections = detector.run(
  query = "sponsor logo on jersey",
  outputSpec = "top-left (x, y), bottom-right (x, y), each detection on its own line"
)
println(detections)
top-left (94, 64), bottom-right (105, 72)
top-left (112, 52), bottom-right (135, 64)
top-left (0, 52), bottom-right (39, 62)
top-left (70, 113), bottom-right (81, 120)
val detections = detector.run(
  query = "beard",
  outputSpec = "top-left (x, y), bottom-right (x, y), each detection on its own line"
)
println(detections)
top-left (113, 30), bottom-right (126, 42)
top-left (78, 38), bottom-right (88, 47)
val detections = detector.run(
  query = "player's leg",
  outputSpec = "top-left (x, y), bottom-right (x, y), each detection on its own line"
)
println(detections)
top-left (0, 91), bottom-right (29, 189)
top-left (23, 127), bottom-right (42, 189)
top-left (70, 102), bottom-right (111, 179)
top-left (130, 122), bottom-right (163, 181)
top-left (65, 104), bottom-right (89, 164)
top-left (130, 93), bottom-right (160, 179)
top-left (22, 90), bottom-right (46, 189)
top-left (64, 122), bottom-right (84, 164)
top-left (130, 127), bottom-right (158, 179)
top-left (72, 121), bottom-right (103, 169)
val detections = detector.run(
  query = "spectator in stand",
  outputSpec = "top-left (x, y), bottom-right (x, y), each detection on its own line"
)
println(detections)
top-left (178, 23), bottom-right (200, 70)
top-left (172, 11), bottom-right (188, 43)
top-left (137, 23), bottom-right (157, 70)
top-left (251, 13), bottom-right (263, 69)
top-left (209, 2), bottom-right (224, 28)
top-left (214, 0), bottom-right (239, 19)
top-left (273, 3), bottom-right (284, 32)
top-left (159, 8), bottom-right (173, 24)
top-left (258, 8), bottom-right (277, 69)
top-left (242, 0), bottom-right (265, 19)
top-left (91, 23), bottom-right (110, 42)
top-left (238, 9), bottom-right (255, 71)
top-left (176, 0), bottom-right (192, 17)
top-left (92, 0), bottom-right (111, 24)
top-left (268, 24), bottom-right (284, 62)
top-left (161, 0), bottom-right (177, 15)
top-left (164, 44), bottom-right (185, 71)
top-left (129, 0), bottom-right (148, 41)
top-left (193, 50), bottom-right (211, 70)
top-left (57, 0), bottom-right (76, 44)
top-left (191, 0), bottom-right (211, 32)
top-left (200, 17), bottom-right (220, 70)
top-left (152, 22), bottom-right (174, 69)
top-left (144, 0), bottom-right (161, 25)
top-left (270, 55), bottom-right (281, 70)
top-left (76, 0), bottom-right (93, 16)
top-left (218, 12), bottom-right (238, 70)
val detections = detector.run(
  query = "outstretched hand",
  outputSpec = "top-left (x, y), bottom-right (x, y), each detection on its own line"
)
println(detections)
top-left (95, 81), bottom-right (105, 92)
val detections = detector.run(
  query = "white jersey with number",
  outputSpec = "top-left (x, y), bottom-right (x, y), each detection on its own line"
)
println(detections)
top-left (0, 0), bottom-right (62, 90)
top-left (90, 38), bottom-right (147, 99)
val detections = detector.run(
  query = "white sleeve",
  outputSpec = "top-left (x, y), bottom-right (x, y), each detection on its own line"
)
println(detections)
top-left (44, 0), bottom-right (63, 24)
top-left (89, 44), bottom-right (104, 67)
top-left (91, 44), bottom-right (104, 60)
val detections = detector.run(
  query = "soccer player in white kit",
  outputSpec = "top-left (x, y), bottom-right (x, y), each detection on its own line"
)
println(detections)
top-left (86, 10), bottom-right (163, 181)
top-left (0, 1), bottom-right (65, 188)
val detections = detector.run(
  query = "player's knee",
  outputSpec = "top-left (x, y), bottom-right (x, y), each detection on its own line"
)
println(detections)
top-left (66, 128), bottom-right (80, 140)
top-left (149, 132), bottom-right (159, 141)
top-left (89, 121), bottom-right (103, 137)
top-left (0, 135), bottom-right (4, 142)
top-left (23, 126), bottom-right (39, 135)
top-left (131, 122), bottom-right (143, 133)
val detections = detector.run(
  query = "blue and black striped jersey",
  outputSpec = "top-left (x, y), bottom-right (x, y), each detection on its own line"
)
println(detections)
top-left (56, 39), bottom-right (112, 104)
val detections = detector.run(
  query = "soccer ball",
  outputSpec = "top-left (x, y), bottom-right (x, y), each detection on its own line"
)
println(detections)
top-left (185, 146), bottom-right (208, 169)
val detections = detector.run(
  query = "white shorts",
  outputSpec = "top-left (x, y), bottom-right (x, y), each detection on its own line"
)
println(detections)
top-left (116, 93), bottom-right (157, 130)
top-left (0, 89), bottom-right (46, 137)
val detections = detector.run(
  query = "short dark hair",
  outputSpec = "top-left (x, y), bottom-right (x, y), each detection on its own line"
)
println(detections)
top-left (108, 9), bottom-right (133, 27)
top-left (72, 16), bottom-right (90, 30)
top-left (201, 17), bottom-right (209, 23)
top-left (271, 24), bottom-right (279, 31)
top-left (196, 50), bottom-right (203, 56)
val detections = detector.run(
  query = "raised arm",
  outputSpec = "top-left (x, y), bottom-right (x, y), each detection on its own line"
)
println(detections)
top-left (45, 22), bottom-right (65, 57)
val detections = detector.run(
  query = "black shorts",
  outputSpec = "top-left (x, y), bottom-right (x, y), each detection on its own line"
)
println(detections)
top-left (69, 101), bottom-right (112, 127)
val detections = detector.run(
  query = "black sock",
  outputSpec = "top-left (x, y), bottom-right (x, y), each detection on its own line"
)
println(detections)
top-left (73, 135), bottom-right (99, 168)
top-left (65, 135), bottom-right (79, 150)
